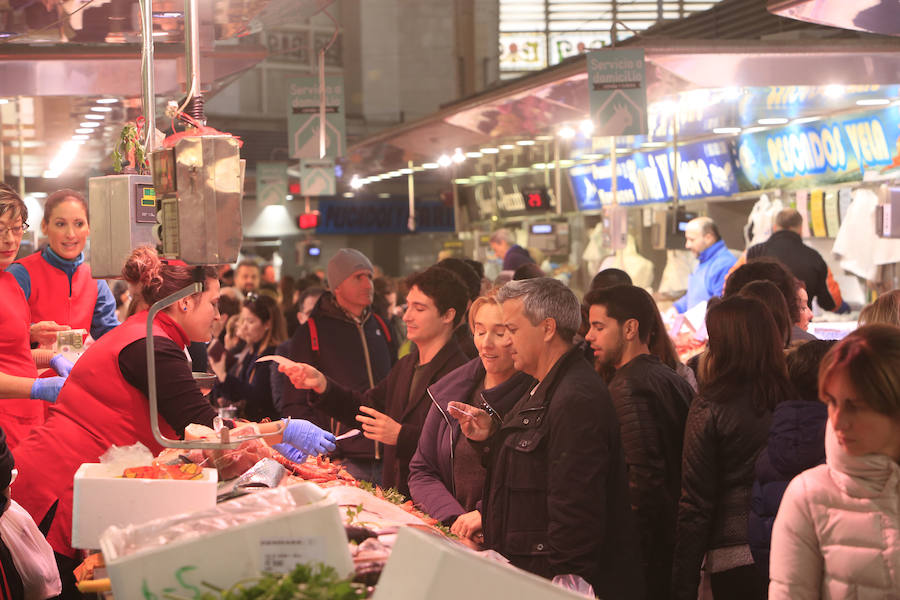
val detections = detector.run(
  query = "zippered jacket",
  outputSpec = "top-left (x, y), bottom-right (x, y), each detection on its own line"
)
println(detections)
top-left (408, 358), bottom-right (534, 523)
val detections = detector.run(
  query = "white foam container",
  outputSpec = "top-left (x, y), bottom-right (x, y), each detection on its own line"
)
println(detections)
top-left (72, 462), bottom-right (218, 549)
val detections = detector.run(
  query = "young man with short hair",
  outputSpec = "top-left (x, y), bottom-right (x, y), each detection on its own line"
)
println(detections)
top-left (585, 284), bottom-right (694, 600)
top-left (281, 265), bottom-right (469, 495)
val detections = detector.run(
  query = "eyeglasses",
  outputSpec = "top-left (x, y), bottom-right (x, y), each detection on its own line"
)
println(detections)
top-left (0, 223), bottom-right (28, 238)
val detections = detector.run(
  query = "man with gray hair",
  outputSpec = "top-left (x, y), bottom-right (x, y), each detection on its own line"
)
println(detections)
top-left (674, 216), bottom-right (736, 313)
top-left (489, 228), bottom-right (535, 272)
top-left (449, 278), bottom-right (643, 598)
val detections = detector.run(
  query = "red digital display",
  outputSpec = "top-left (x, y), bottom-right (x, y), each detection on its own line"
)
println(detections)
top-left (298, 213), bottom-right (319, 229)
top-left (524, 188), bottom-right (550, 211)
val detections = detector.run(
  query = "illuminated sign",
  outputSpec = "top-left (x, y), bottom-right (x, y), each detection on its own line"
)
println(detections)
top-left (738, 106), bottom-right (900, 186)
top-left (569, 140), bottom-right (738, 210)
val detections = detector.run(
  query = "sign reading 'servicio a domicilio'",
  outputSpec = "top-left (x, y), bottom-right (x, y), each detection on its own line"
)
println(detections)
top-left (587, 49), bottom-right (648, 137)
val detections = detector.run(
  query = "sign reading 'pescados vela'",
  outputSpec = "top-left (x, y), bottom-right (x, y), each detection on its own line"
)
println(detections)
top-left (738, 106), bottom-right (900, 187)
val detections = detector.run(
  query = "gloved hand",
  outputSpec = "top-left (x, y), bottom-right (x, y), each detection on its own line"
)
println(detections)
top-left (281, 418), bottom-right (336, 456)
top-left (30, 377), bottom-right (66, 403)
top-left (273, 443), bottom-right (306, 464)
top-left (50, 354), bottom-right (74, 377)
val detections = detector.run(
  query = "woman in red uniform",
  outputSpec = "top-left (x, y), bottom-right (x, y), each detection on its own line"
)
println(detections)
top-left (11, 246), bottom-right (334, 596)
top-left (0, 184), bottom-right (68, 448)
top-left (8, 189), bottom-right (119, 346)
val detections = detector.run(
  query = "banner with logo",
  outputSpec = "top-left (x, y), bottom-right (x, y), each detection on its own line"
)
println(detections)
top-left (737, 105), bottom-right (900, 188)
top-left (317, 197), bottom-right (454, 234)
top-left (569, 139), bottom-right (739, 210)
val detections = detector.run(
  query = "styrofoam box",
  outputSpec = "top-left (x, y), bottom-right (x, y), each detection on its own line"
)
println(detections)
top-left (101, 483), bottom-right (353, 598)
top-left (373, 527), bottom-right (587, 600)
top-left (72, 462), bottom-right (218, 549)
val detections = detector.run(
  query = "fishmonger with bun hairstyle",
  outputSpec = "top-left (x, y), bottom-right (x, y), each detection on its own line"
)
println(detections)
top-left (8, 188), bottom-right (119, 346)
top-left (11, 247), bottom-right (335, 592)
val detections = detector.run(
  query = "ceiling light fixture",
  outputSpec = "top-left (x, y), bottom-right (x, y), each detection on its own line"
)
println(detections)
top-left (84, 114), bottom-right (105, 120)
top-left (757, 118), bottom-right (789, 126)
top-left (90, 106), bottom-right (112, 113)
top-left (423, 162), bottom-right (439, 169)
top-left (80, 122), bottom-right (101, 128)
top-left (480, 147), bottom-right (499, 154)
top-left (579, 119), bottom-right (594, 135)
top-left (499, 144), bottom-right (515, 150)
top-left (71, 134), bottom-right (90, 140)
top-left (452, 148), bottom-right (466, 163)
top-left (713, 127), bottom-right (742, 135)
top-left (96, 98), bottom-right (118, 104)
top-left (75, 128), bottom-right (94, 134)
top-left (557, 126), bottom-right (576, 139)
top-left (516, 140), bottom-right (536, 146)
top-left (823, 85), bottom-right (844, 98)
top-left (465, 151), bottom-right (483, 158)
top-left (856, 98), bottom-right (890, 106)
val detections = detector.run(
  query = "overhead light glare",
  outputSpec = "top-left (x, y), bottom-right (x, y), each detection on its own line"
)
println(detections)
top-left (80, 122), bottom-right (101, 128)
top-left (0, 99), bottom-right (9, 105)
top-left (465, 151), bottom-right (483, 158)
top-left (557, 126), bottom-right (576, 139)
top-left (480, 147), bottom-right (499, 154)
top-left (343, 192), bottom-right (355, 198)
top-left (45, 140), bottom-right (80, 178)
top-left (350, 175), bottom-right (364, 190)
top-left (532, 163), bottom-right (547, 170)
top-left (71, 134), bottom-right (89, 140)
top-left (452, 148), bottom-right (466, 164)
top-left (84, 114), bottom-right (105, 120)
top-left (535, 135), bottom-right (554, 141)
top-left (642, 141), bottom-right (667, 148)
top-left (713, 127), bottom-right (742, 135)
top-left (516, 140), bottom-right (536, 146)
top-left (90, 106), bottom-right (112, 113)
top-left (757, 118), bottom-right (789, 126)
top-left (96, 98), bottom-right (118, 104)
top-left (792, 116), bottom-right (822, 125)
top-left (579, 119), bottom-right (594, 135)
top-left (823, 85), bottom-right (844, 98)
top-left (856, 98), bottom-right (890, 106)
top-left (399, 168), bottom-right (413, 174)
top-left (423, 162), bottom-right (439, 169)
top-left (437, 154), bottom-right (452, 167)
top-left (75, 128), bottom-right (94, 134)
top-left (499, 144), bottom-right (515, 150)
top-left (723, 86), bottom-right (742, 100)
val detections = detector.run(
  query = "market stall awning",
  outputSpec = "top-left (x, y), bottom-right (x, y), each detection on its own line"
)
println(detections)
top-left (346, 39), bottom-right (900, 173)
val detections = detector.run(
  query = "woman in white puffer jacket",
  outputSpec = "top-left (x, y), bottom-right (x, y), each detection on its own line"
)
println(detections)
top-left (769, 324), bottom-right (900, 600)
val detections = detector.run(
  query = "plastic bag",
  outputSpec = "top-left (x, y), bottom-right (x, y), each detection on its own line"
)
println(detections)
top-left (101, 486), bottom-right (298, 560)
top-left (0, 500), bottom-right (62, 599)
top-left (552, 574), bottom-right (595, 597)
top-left (99, 442), bottom-right (154, 473)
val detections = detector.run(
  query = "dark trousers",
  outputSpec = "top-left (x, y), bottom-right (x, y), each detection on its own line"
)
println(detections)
top-left (710, 564), bottom-right (767, 600)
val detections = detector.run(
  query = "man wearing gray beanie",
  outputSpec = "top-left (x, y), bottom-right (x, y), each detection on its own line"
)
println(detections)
top-left (272, 247), bottom-right (395, 484)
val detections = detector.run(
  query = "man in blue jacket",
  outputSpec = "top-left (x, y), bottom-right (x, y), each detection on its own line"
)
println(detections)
top-left (674, 217), bottom-right (736, 313)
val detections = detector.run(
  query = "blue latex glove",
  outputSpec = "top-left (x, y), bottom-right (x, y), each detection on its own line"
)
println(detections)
top-left (281, 418), bottom-right (336, 456)
top-left (50, 354), bottom-right (74, 377)
top-left (30, 377), bottom-right (66, 403)
top-left (273, 443), bottom-right (307, 464)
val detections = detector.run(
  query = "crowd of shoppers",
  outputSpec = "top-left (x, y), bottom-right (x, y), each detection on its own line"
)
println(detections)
top-left (2, 181), bottom-right (900, 600)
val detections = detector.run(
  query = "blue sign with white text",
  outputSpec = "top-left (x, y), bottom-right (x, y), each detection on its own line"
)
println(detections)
top-left (737, 105), bottom-right (900, 188)
top-left (569, 140), bottom-right (739, 210)
top-left (317, 197), bottom-right (454, 234)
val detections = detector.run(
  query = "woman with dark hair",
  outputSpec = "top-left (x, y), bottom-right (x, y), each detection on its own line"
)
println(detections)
top-left (0, 185), bottom-right (69, 447)
top-left (770, 325), bottom-right (900, 598)
top-left (672, 296), bottom-right (792, 600)
top-left (738, 280), bottom-right (793, 348)
top-left (11, 247), bottom-right (334, 594)
top-left (210, 294), bottom-right (287, 421)
top-left (8, 189), bottom-right (119, 344)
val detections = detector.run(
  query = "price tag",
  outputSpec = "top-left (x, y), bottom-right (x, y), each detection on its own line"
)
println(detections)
top-left (884, 203), bottom-right (892, 237)
top-left (259, 537), bottom-right (325, 573)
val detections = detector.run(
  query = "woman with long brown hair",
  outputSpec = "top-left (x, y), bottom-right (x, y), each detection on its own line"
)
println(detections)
top-left (672, 295), bottom-right (792, 600)
top-left (210, 294), bottom-right (287, 421)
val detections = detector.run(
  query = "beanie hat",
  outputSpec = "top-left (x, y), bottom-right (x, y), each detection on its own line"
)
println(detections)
top-left (327, 248), bottom-right (374, 290)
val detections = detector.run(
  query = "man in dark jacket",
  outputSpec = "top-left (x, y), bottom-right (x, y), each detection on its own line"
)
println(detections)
top-left (271, 248), bottom-right (395, 484)
top-left (279, 265), bottom-right (469, 496)
top-left (451, 278), bottom-right (644, 599)
top-left (740, 208), bottom-right (842, 311)
top-left (584, 284), bottom-right (693, 600)
top-left (489, 228), bottom-right (535, 272)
